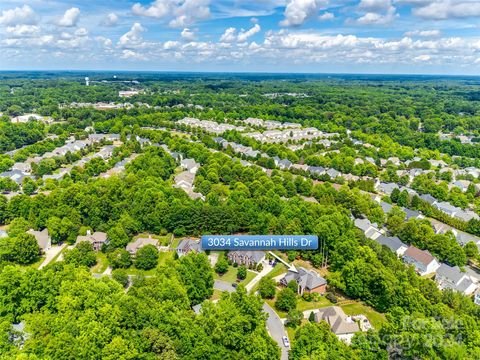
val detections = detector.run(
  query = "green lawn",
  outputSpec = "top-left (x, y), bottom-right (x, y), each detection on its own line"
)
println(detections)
top-left (297, 297), bottom-right (333, 312)
top-left (158, 251), bottom-right (174, 266)
top-left (92, 252), bottom-right (109, 274)
top-left (170, 237), bottom-right (182, 249)
top-left (214, 266), bottom-right (257, 285)
top-left (341, 303), bottom-right (386, 329)
top-left (210, 289), bottom-right (224, 301)
top-left (266, 294), bottom-right (333, 319)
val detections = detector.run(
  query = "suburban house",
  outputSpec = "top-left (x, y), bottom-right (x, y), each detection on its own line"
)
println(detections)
top-left (354, 218), bottom-right (382, 240)
top-left (435, 264), bottom-right (478, 295)
top-left (375, 235), bottom-right (408, 256)
top-left (314, 306), bottom-right (360, 344)
top-left (474, 289), bottom-right (480, 306)
top-left (126, 236), bottom-right (159, 255)
top-left (403, 246), bottom-right (441, 276)
top-left (420, 194), bottom-right (438, 205)
top-left (76, 231), bottom-right (108, 251)
top-left (180, 158), bottom-right (199, 174)
top-left (26, 228), bottom-right (51, 252)
top-left (280, 267), bottom-right (327, 295)
top-left (176, 239), bottom-right (203, 257)
top-left (227, 250), bottom-right (265, 267)
top-left (174, 171), bottom-right (195, 189)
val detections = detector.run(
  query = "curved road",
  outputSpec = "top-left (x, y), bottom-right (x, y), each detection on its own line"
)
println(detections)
top-left (213, 280), bottom-right (289, 360)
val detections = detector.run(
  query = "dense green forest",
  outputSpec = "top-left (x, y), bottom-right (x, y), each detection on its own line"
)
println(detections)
top-left (1, 73), bottom-right (480, 359)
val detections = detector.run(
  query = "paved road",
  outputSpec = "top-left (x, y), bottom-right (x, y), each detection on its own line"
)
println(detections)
top-left (213, 280), bottom-right (288, 360)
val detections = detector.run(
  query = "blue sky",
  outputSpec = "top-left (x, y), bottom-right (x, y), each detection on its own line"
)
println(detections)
top-left (1, 0), bottom-right (480, 74)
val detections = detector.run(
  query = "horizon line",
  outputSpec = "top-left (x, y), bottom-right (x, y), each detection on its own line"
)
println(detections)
top-left (1, 69), bottom-right (480, 78)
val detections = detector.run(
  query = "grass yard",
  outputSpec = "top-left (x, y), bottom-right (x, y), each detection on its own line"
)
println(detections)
top-left (341, 302), bottom-right (386, 329)
top-left (297, 297), bottom-right (333, 312)
top-left (91, 252), bottom-right (109, 274)
top-left (214, 265), bottom-right (257, 285)
top-left (158, 251), bottom-right (174, 266)
top-left (266, 294), bottom-right (333, 319)
top-left (210, 289), bottom-right (224, 301)
top-left (170, 237), bottom-right (182, 249)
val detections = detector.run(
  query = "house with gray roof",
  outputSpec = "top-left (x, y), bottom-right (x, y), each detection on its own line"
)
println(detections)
top-left (403, 208), bottom-right (424, 220)
top-left (26, 228), bottom-right (51, 251)
top-left (380, 201), bottom-right (393, 214)
top-left (278, 159), bottom-right (292, 170)
top-left (180, 158), bottom-right (199, 174)
top-left (309, 166), bottom-right (326, 176)
top-left (434, 201), bottom-right (459, 217)
top-left (126, 236), bottom-right (159, 255)
top-left (76, 230), bottom-right (108, 251)
top-left (177, 239), bottom-right (203, 257)
top-left (281, 267), bottom-right (327, 295)
top-left (375, 235), bottom-right (408, 256)
top-left (435, 264), bottom-right (477, 295)
top-left (326, 168), bottom-right (341, 179)
top-left (314, 306), bottom-right (360, 344)
top-left (354, 218), bottom-right (382, 240)
top-left (420, 194), bottom-right (437, 205)
top-left (227, 250), bottom-right (265, 267)
top-left (378, 182), bottom-right (399, 195)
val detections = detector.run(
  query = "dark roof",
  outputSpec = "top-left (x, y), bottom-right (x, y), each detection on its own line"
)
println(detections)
top-left (376, 235), bottom-right (407, 252)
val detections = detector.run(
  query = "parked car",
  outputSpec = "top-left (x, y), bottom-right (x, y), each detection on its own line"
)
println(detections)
top-left (232, 283), bottom-right (238, 288)
top-left (282, 336), bottom-right (290, 347)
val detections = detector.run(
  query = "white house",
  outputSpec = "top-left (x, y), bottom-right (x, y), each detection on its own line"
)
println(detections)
top-left (435, 264), bottom-right (478, 296)
top-left (403, 246), bottom-right (440, 276)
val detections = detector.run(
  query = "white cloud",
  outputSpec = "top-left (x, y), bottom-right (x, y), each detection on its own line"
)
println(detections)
top-left (0, 5), bottom-right (37, 26)
top-left (118, 22), bottom-right (147, 48)
top-left (6, 25), bottom-right (39, 37)
top-left (356, 6), bottom-right (398, 24)
top-left (280, 0), bottom-right (328, 26)
top-left (103, 13), bottom-right (119, 26)
top-left (132, 0), bottom-right (171, 18)
top-left (132, 0), bottom-right (210, 27)
top-left (121, 49), bottom-right (147, 60)
top-left (75, 28), bottom-right (88, 37)
top-left (318, 12), bottom-right (334, 20)
top-left (58, 7), bottom-right (80, 27)
top-left (237, 24), bottom-right (261, 42)
top-left (164, 40), bottom-right (180, 49)
top-left (220, 27), bottom-right (237, 42)
top-left (414, 54), bottom-right (431, 61)
top-left (412, 1), bottom-right (480, 20)
top-left (359, 0), bottom-right (392, 11)
top-left (405, 29), bottom-right (441, 37)
top-left (181, 28), bottom-right (195, 40)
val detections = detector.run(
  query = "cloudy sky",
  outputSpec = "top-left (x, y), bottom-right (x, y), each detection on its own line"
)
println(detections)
top-left (1, 0), bottom-right (480, 74)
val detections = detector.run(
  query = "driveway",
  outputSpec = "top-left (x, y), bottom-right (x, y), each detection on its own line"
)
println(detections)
top-left (38, 244), bottom-right (66, 270)
top-left (213, 280), bottom-right (289, 359)
top-left (245, 261), bottom-right (274, 292)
